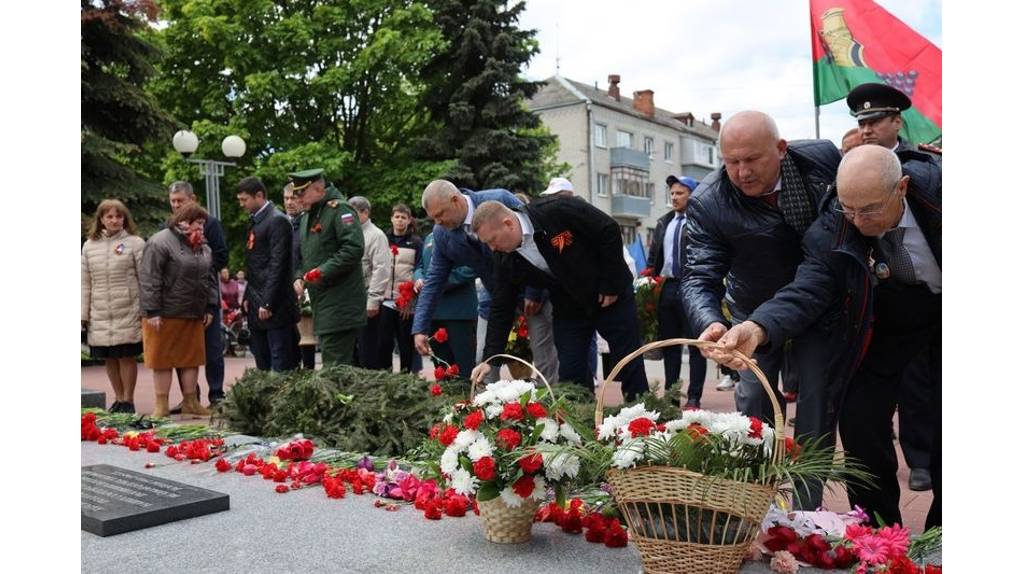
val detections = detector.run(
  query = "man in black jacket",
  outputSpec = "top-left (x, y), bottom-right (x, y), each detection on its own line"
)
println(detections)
top-left (237, 177), bottom-right (299, 371)
top-left (468, 198), bottom-right (648, 399)
top-left (716, 145), bottom-right (941, 528)
top-left (646, 175), bottom-right (707, 407)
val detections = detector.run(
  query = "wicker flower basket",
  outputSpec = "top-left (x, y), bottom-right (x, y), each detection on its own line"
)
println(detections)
top-left (596, 338), bottom-right (785, 574)
top-left (477, 496), bottom-right (540, 543)
top-left (470, 353), bottom-right (556, 544)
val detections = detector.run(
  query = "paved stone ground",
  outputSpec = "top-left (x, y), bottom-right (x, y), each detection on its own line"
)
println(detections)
top-left (81, 352), bottom-right (933, 534)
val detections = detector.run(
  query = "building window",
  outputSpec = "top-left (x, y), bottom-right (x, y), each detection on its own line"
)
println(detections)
top-left (664, 142), bottom-right (673, 161)
top-left (620, 225), bottom-right (637, 245)
top-left (611, 166), bottom-right (650, 198)
top-left (594, 124), bottom-right (607, 148)
top-left (596, 173), bottom-right (609, 196)
top-left (707, 145), bottom-right (715, 165)
top-left (617, 130), bottom-right (633, 149)
top-left (645, 182), bottom-right (655, 200)
top-left (644, 136), bottom-right (654, 158)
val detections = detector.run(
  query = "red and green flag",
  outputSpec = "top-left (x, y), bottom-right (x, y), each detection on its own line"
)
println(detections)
top-left (810, 0), bottom-right (941, 144)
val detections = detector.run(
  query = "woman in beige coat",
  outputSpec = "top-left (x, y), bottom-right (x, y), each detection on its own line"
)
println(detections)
top-left (82, 200), bottom-right (146, 413)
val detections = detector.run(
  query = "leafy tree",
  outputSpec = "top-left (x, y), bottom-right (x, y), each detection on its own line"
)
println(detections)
top-left (416, 0), bottom-right (555, 193)
top-left (82, 0), bottom-right (177, 235)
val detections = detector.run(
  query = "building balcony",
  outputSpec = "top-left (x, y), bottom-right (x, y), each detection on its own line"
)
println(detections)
top-left (610, 147), bottom-right (650, 171)
top-left (611, 194), bottom-right (651, 218)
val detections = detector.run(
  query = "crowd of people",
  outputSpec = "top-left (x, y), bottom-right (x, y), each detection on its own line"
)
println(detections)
top-left (81, 82), bottom-right (940, 530)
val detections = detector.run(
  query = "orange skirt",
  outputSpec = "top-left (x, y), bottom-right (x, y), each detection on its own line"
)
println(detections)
top-left (142, 317), bottom-right (206, 370)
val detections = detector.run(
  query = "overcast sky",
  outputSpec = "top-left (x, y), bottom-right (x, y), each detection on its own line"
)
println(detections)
top-left (519, 0), bottom-right (942, 146)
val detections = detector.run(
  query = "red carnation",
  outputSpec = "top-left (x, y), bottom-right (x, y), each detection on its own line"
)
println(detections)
top-left (603, 518), bottom-right (629, 547)
top-left (445, 364), bottom-right (460, 378)
top-left (215, 458), bottom-right (231, 472)
top-left (444, 494), bottom-right (469, 517)
top-left (585, 520), bottom-right (607, 543)
top-left (627, 417), bottom-right (656, 437)
top-left (561, 509), bottom-right (583, 534)
top-left (390, 244), bottom-right (399, 256)
top-left (518, 452), bottom-right (544, 474)
top-left (303, 267), bottom-right (322, 283)
top-left (496, 428), bottom-right (522, 450)
top-left (748, 417), bottom-right (763, 439)
top-left (472, 457), bottom-right (497, 481)
top-left (463, 410), bottom-right (484, 430)
top-left (526, 402), bottom-right (547, 419)
top-left (785, 436), bottom-right (802, 458)
top-left (500, 402), bottom-right (525, 422)
top-left (432, 328), bottom-right (449, 343)
top-left (438, 425), bottom-right (459, 447)
top-left (511, 475), bottom-right (535, 499)
top-left (423, 500), bottom-right (443, 520)
top-left (431, 384), bottom-right (443, 396)
top-left (275, 484), bottom-right (289, 494)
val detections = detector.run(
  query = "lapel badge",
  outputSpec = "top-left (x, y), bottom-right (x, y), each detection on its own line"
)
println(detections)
top-left (550, 230), bottom-right (574, 253)
top-left (874, 261), bottom-right (891, 280)
top-left (114, 243), bottom-right (126, 255)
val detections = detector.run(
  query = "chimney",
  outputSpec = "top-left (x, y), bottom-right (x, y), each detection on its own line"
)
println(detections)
top-left (608, 74), bottom-right (621, 101)
top-left (633, 89), bottom-right (655, 118)
top-left (711, 112), bottom-right (722, 132)
top-left (673, 112), bottom-right (695, 127)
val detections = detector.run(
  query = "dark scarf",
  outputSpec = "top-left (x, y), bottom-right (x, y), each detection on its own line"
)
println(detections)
top-left (777, 152), bottom-right (817, 236)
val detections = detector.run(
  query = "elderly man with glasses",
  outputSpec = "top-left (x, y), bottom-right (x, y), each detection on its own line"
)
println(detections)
top-left (714, 144), bottom-right (942, 529)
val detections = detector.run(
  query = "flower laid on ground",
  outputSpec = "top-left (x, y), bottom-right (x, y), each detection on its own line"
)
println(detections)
top-left (425, 328), bottom-right (461, 393)
top-left (422, 379), bottom-right (584, 509)
top-left (275, 438), bottom-right (315, 461)
top-left (534, 498), bottom-right (629, 549)
top-left (770, 550), bottom-right (800, 574)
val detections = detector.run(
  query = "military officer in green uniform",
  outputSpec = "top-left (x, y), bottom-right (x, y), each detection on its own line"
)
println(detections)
top-left (289, 169), bottom-right (366, 366)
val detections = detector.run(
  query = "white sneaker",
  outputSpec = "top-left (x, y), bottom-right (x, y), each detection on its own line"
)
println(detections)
top-left (715, 376), bottom-right (736, 391)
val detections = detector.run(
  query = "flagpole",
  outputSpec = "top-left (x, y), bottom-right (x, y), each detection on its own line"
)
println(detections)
top-left (814, 105), bottom-right (821, 139)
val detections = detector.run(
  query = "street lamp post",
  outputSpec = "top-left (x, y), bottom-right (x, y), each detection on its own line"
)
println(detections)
top-left (172, 130), bottom-right (246, 221)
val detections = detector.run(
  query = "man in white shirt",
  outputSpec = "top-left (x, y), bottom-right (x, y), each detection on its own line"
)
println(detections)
top-left (349, 196), bottom-right (392, 369)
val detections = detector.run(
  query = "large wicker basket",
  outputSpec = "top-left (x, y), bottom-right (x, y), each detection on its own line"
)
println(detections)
top-left (597, 338), bottom-right (785, 574)
top-left (470, 354), bottom-right (555, 544)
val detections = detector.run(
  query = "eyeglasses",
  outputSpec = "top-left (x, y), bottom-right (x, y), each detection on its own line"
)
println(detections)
top-left (833, 183), bottom-right (900, 219)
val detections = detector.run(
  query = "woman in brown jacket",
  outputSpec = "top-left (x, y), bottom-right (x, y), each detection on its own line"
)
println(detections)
top-left (81, 200), bottom-right (146, 413)
top-left (139, 204), bottom-right (218, 417)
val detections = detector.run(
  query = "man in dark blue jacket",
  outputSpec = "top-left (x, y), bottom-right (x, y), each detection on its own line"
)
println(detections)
top-left (167, 181), bottom-right (228, 406)
top-left (716, 145), bottom-right (941, 528)
top-left (237, 176), bottom-right (298, 371)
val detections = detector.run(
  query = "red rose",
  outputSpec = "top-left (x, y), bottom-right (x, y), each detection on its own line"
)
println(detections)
top-left (439, 425), bottom-right (459, 447)
top-left (434, 366), bottom-right (446, 381)
top-left (526, 402), bottom-right (547, 419)
top-left (303, 267), bottom-right (322, 283)
top-left (445, 364), bottom-right (460, 378)
top-left (748, 417), bottom-right (763, 439)
top-left (275, 484), bottom-right (289, 494)
top-left (500, 402), bottom-right (524, 422)
top-left (464, 410), bottom-right (484, 430)
top-left (603, 518), bottom-right (629, 547)
top-left (496, 428), bottom-right (522, 450)
top-left (472, 456), bottom-right (497, 481)
top-left (518, 452), bottom-right (544, 474)
top-left (433, 328), bottom-right (449, 343)
top-left (511, 475), bottom-right (535, 499)
top-left (444, 494), bottom-right (469, 517)
top-left (627, 417), bottom-right (656, 437)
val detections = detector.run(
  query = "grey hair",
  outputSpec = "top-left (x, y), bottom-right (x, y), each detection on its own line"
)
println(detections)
top-left (837, 144), bottom-right (902, 192)
top-left (348, 196), bottom-right (371, 214)
top-left (168, 181), bottom-right (195, 197)
top-left (471, 200), bottom-right (515, 233)
top-left (283, 181), bottom-right (294, 194)
top-left (421, 179), bottom-right (460, 210)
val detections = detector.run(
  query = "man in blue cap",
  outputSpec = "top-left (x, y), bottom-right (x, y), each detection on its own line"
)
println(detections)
top-left (645, 175), bottom-right (707, 408)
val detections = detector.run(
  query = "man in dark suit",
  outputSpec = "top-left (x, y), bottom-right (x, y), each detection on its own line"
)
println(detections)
top-left (412, 180), bottom-right (559, 385)
top-left (645, 174), bottom-right (707, 408)
top-left (237, 177), bottom-right (299, 371)
top-left (716, 144), bottom-right (941, 527)
top-left (468, 198), bottom-right (648, 400)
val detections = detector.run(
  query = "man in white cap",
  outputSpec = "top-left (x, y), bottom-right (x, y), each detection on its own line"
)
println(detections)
top-left (540, 177), bottom-right (575, 198)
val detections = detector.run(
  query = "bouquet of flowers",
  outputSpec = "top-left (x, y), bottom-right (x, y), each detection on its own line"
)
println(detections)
top-left (504, 314), bottom-right (532, 361)
top-left (633, 272), bottom-right (664, 343)
top-left (396, 280), bottom-right (417, 313)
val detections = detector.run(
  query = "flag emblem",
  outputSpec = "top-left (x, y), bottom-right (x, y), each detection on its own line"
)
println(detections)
top-left (341, 213), bottom-right (355, 225)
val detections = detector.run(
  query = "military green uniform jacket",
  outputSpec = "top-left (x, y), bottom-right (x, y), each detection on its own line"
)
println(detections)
top-left (296, 186), bottom-right (367, 334)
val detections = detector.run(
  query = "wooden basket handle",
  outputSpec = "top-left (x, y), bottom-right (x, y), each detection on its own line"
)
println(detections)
top-left (472, 354), bottom-right (557, 401)
top-left (596, 338), bottom-right (784, 464)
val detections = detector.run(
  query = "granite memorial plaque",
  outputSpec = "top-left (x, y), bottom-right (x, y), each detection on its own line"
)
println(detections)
top-left (81, 464), bottom-right (229, 536)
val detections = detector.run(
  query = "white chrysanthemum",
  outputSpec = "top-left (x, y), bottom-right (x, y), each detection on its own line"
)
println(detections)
top-left (453, 429), bottom-right (481, 450)
top-left (499, 486), bottom-right (523, 508)
top-left (597, 415), bottom-right (623, 440)
top-left (440, 447), bottom-right (460, 475)
top-left (543, 452), bottom-right (580, 481)
top-left (617, 403), bottom-right (660, 422)
top-left (443, 412), bottom-right (454, 424)
top-left (709, 412), bottom-right (752, 444)
top-left (485, 404), bottom-right (504, 419)
top-left (538, 418), bottom-right (560, 442)
top-left (531, 475), bottom-right (547, 501)
top-left (467, 437), bottom-right (493, 462)
top-left (559, 423), bottom-right (582, 445)
top-left (677, 409), bottom-right (713, 428)
top-left (450, 468), bottom-right (479, 497)
top-left (611, 439), bottom-right (645, 469)
top-left (472, 390), bottom-right (496, 407)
